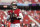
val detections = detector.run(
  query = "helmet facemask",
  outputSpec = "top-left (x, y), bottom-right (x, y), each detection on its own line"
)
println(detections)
top-left (12, 5), bottom-right (17, 9)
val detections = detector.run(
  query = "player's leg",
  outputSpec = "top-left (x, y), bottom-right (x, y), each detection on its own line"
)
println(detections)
top-left (10, 24), bottom-right (15, 27)
top-left (15, 23), bottom-right (20, 27)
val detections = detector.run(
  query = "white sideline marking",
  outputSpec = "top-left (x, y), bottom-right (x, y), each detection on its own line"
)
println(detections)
top-left (28, 15), bottom-right (40, 27)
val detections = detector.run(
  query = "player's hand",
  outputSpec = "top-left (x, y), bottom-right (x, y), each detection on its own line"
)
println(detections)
top-left (14, 14), bottom-right (17, 17)
top-left (12, 14), bottom-right (17, 17)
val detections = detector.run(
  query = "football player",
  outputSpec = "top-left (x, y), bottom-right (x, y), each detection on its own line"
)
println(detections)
top-left (7, 2), bottom-right (23, 27)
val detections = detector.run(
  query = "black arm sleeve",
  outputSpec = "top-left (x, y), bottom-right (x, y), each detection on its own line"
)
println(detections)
top-left (17, 18), bottom-right (21, 20)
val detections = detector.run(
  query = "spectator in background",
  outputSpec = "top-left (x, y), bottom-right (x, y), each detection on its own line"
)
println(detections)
top-left (34, 24), bottom-right (38, 27)
top-left (31, 22), bottom-right (35, 27)
top-left (3, 5), bottom-right (7, 8)
top-left (22, 10), bottom-right (27, 17)
top-left (24, 0), bottom-right (31, 4)
top-left (0, 20), bottom-right (2, 27)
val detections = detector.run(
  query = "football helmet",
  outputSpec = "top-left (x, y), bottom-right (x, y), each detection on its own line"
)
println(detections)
top-left (11, 2), bottom-right (17, 9)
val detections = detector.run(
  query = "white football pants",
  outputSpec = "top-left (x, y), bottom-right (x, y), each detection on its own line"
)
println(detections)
top-left (10, 23), bottom-right (20, 27)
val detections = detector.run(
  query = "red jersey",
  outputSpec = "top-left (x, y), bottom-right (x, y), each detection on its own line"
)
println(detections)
top-left (8, 9), bottom-right (22, 24)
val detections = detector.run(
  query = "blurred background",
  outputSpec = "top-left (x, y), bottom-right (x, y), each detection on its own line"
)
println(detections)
top-left (0, 0), bottom-right (40, 27)
top-left (0, 0), bottom-right (40, 10)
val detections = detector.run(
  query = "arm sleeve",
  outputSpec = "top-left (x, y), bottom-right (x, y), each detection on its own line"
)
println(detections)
top-left (17, 13), bottom-right (23, 20)
top-left (19, 13), bottom-right (23, 19)
top-left (18, 13), bottom-right (23, 21)
top-left (19, 9), bottom-right (23, 19)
